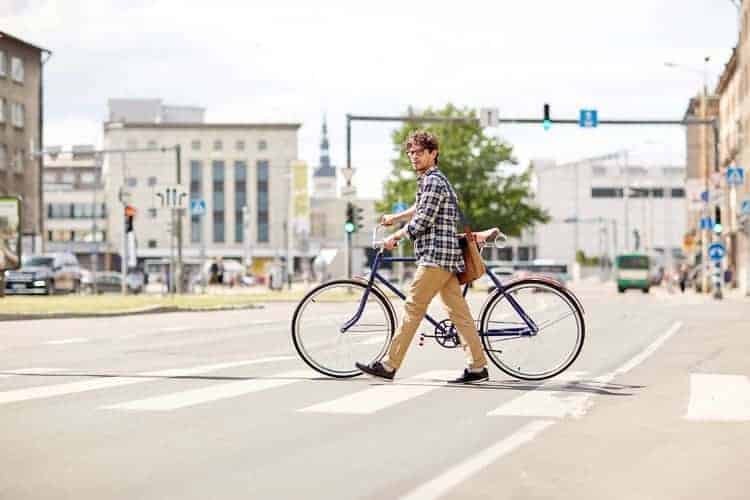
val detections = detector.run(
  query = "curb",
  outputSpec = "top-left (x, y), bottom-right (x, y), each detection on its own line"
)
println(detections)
top-left (0, 303), bottom-right (265, 322)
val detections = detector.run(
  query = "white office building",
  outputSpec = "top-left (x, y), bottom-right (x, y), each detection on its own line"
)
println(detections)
top-left (102, 99), bottom-right (304, 281)
top-left (533, 152), bottom-right (687, 270)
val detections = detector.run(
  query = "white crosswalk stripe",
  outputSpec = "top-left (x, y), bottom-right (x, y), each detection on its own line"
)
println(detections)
top-left (0, 356), bottom-right (295, 405)
top-left (103, 370), bottom-right (316, 411)
top-left (0, 368), bottom-right (68, 379)
top-left (486, 371), bottom-right (589, 418)
top-left (298, 370), bottom-right (455, 415)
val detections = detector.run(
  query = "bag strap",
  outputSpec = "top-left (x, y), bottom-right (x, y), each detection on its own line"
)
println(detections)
top-left (429, 170), bottom-right (472, 235)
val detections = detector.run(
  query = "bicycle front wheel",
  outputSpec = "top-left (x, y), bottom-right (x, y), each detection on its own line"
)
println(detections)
top-left (291, 280), bottom-right (396, 378)
top-left (480, 279), bottom-right (585, 380)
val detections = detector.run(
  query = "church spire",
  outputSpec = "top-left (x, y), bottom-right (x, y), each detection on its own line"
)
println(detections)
top-left (319, 114), bottom-right (331, 169)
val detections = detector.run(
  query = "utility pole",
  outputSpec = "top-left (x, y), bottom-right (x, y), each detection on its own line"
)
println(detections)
top-left (175, 144), bottom-right (183, 294)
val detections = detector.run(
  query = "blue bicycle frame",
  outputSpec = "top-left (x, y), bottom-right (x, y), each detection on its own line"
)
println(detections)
top-left (340, 251), bottom-right (539, 338)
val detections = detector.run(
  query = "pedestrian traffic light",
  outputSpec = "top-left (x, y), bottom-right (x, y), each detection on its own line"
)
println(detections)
top-left (713, 205), bottom-right (723, 234)
top-left (125, 205), bottom-right (135, 232)
top-left (345, 202), bottom-right (356, 234)
top-left (543, 103), bottom-right (551, 131)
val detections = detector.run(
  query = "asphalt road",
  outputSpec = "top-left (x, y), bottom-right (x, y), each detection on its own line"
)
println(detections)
top-left (0, 283), bottom-right (748, 500)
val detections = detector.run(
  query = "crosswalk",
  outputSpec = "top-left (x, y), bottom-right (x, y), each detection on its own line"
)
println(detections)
top-left (1, 361), bottom-right (748, 422)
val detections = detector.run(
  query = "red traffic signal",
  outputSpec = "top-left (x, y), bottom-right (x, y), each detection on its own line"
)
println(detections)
top-left (124, 205), bottom-right (136, 217)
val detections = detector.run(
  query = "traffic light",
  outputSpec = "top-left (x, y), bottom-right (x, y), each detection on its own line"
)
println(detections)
top-left (633, 229), bottom-right (640, 251)
top-left (345, 202), bottom-right (356, 234)
top-left (713, 205), bottom-right (723, 234)
top-left (543, 103), bottom-right (551, 131)
top-left (125, 205), bottom-right (135, 232)
top-left (344, 202), bottom-right (365, 234)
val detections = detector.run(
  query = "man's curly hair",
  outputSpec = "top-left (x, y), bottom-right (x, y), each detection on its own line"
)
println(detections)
top-left (405, 130), bottom-right (439, 163)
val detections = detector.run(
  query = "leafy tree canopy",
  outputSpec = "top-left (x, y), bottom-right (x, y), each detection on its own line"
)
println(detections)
top-left (377, 104), bottom-right (550, 237)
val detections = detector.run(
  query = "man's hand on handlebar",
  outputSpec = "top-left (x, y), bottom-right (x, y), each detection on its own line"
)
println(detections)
top-left (380, 214), bottom-right (399, 226)
top-left (382, 233), bottom-right (400, 250)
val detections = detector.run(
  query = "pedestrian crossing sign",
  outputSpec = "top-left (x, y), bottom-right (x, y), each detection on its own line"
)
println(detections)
top-left (726, 166), bottom-right (745, 186)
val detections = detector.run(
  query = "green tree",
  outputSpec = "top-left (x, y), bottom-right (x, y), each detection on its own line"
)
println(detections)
top-left (377, 104), bottom-right (550, 237)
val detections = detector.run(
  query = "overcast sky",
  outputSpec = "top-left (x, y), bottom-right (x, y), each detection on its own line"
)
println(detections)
top-left (2, 0), bottom-right (739, 198)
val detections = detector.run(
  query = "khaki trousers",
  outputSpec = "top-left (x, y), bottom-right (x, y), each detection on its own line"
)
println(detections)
top-left (383, 265), bottom-right (487, 371)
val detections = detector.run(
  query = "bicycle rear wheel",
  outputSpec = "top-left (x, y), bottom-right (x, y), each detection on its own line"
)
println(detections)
top-left (291, 280), bottom-right (396, 378)
top-left (480, 279), bottom-right (585, 380)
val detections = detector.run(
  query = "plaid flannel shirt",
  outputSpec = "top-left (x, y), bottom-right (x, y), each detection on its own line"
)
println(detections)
top-left (404, 167), bottom-right (464, 272)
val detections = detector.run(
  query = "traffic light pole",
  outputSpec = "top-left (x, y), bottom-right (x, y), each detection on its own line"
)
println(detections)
top-left (175, 144), bottom-right (183, 294)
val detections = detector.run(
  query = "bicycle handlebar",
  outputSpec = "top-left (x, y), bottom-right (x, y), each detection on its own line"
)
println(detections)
top-left (372, 224), bottom-right (508, 251)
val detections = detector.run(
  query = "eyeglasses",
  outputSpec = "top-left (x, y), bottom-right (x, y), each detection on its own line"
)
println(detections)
top-left (406, 148), bottom-right (425, 157)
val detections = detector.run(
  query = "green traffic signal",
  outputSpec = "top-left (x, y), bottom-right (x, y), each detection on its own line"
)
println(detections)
top-left (344, 221), bottom-right (355, 233)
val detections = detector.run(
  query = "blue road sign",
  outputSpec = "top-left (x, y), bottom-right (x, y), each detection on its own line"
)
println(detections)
top-left (579, 109), bottom-right (598, 128)
top-left (727, 166), bottom-right (745, 186)
top-left (190, 199), bottom-right (206, 216)
top-left (741, 199), bottom-right (750, 216)
top-left (392, 201), bottom-right (409, 213)
top-left (700, 217), bottom-right (714, 230)
top-left (708, 242), bottom-right (726, 261)
top-left (700, 190), bottom-right (709, 203)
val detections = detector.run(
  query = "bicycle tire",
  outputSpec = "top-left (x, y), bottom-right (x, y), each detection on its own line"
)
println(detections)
top-left (479, 278), bottom-right (585, 380)
top-left (291, 279), bottom-right (396, 378)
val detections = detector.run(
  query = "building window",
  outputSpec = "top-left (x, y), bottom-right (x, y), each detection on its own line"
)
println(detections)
top-left (651, 188), bottom-right (664, 198)
top-left (212, 161), bottom-right (225, 242)
top-left (80, 172), bottom-right (96, 184)
top-left (0, 51), bottom-right (6, 77)
top-left (10, 57), bottom-right (24, 83)
top-left (0, 144), bottom-right (7, 170)
top-left (258, 140), bottom-right (267, 151)
top-left (234, 161), bottom-right (247, 242)
top-left (0, 97), bottom-right (5, 123)
top-left (213, 140), bottom-right (223, 151)
top-left (190, 160), bottom-right (203, 243)
top-left (257, 160), bottom-right (269, 242)
top-left (148, 208), bottom-right (158, 219)
top-left (191, 140), bottom-right (201, 151)
top-left (61, 172), bottom-right (75, 184)
top-left (43, 172), bottom-right (56, 183)
top-left (235, 140), bottom-right (246, 152)
top-left (148, 240), bottom-right (158, 249)
top-left (14, 149), bottom-right (24, 172)
top-left (11, 102), bottom-right (24, 128)
top-left (670, 187), bottom-right (685, 198)
top-left (48, 203), bottom-right (73, 219)
top-left (147, 176), bottom-right (158, 187)
top-left (591, 187), bottom-right (623, 198)
top-left (126, 177), bottom-right (137, 187)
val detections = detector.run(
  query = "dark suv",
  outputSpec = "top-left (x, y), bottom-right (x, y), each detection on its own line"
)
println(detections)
top-left (4, 252), bottom-right (82, 295)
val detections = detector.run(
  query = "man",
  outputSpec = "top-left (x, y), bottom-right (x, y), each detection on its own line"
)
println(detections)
top-left (355, 130), bottom-right (489, 384)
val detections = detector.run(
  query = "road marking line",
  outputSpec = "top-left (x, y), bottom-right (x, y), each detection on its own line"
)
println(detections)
top-left (609, 321), bottom-right (683, 377)
top-left (298, 370), bottom-right (455, 415)
top-left (103, 370), bottom-right (315, 411)
top-left (686, 374), bottom-right (750, 422)
top-left (398, 420), bottom-right (555, 500)
top-left (0, 368), bottom-right (68, 379)
top-left (0, 356), bottom-right (296, 405)
top-left (44, 338), bottom-right (89, 345)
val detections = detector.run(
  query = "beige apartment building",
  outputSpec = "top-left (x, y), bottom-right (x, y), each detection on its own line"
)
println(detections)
top-left (710, 2), bottom-right (750, 295)
top-left (0, 31), bottom-right (50, 253)
top-left (43, 145), bottom-right (112, 270)
top-left (102, 100), bottom-right (304, 283)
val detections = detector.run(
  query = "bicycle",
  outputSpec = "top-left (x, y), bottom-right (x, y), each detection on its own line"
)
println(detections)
top-left (291, 226), bottom-right (586, 381)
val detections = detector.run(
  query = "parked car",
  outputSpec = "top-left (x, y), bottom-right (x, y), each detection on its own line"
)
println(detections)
top-left (4, 253), bottom-right (82, 295)
top-left (81, 271), bottom-right (144, 294)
